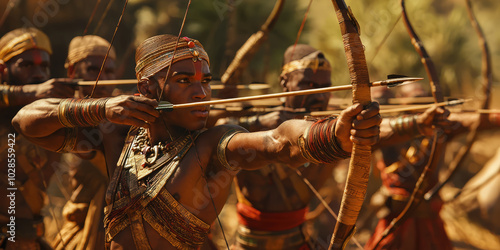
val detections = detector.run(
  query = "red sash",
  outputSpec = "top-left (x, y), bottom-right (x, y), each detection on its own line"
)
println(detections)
top-left (236, 202), bottom-right (307, 231)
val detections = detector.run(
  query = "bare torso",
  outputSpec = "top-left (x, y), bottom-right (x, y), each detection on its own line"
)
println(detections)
top-left (236, 163), bottom-right (334, 212)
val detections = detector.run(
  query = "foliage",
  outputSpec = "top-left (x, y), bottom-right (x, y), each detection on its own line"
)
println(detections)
top-left (306, 0), bottom-right (500, 102)
top-left (0, 0), bottom-right (498, 101)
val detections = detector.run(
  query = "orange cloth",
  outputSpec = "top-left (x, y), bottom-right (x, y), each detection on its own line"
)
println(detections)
top-left (364, 193), bottom-right (453, 250)
top-left (367, 143), bottom-right (453, 250)
top-left (0, 28), bottom-right (52, 62)
top-left (236, 202), bottom-right (308, 231)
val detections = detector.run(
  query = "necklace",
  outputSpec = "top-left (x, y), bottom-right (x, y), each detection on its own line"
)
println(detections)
top-left (131, 128), bottom-right (176, 165)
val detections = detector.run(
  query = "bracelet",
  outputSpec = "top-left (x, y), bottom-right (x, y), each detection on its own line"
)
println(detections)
top-left (298, 117), bottom-right (351, 164)
top-left (390, 114), bottom-right (423, 137)
top-left (58, 98), bottom-right (109, 127)
top-left (217, 128), bottom-right (246, 171)
top-left (55, 127), bottom-right (79, 153)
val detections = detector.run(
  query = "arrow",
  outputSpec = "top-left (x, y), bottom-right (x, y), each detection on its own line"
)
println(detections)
top-left (156, 77), bottom-right (423, 110)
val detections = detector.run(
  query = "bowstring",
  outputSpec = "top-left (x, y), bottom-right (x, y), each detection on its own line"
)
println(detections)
top-left (158, 0), bottom-right (191, 101)
top-left (89, 0), bottom-right (129, 98)
top-left (93, 0), bottom-right (116, 35)
top-left (294, 168), bottom-right (364, 250)
top-left (84, 0), bottom-right (102, 35)
top-left (368, 14), bottom-right (401, 64)
top-left (156, 0), bottom-right (231, 248)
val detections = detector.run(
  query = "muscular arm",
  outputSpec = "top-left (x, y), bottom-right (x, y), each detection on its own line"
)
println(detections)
top-left (226, 103), bottom-right (381, 170)
top-left (12, 95), bottom-right (159, 153)
top-left (227, 119), bottom-right (311, 170)
top-left (0, 79), bottom-right (76, 108)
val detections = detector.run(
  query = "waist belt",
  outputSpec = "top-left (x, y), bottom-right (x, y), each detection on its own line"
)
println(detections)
top-left (235, 224), bottom-right (310, 249)
top-left (236, 202), bottom-right (308, 231)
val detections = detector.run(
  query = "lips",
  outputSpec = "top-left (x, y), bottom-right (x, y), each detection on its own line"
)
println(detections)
top-left (191, 107), bottom-right (209, 118)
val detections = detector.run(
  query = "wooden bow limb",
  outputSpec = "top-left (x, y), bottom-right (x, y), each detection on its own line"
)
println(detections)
top-left (372, 1), bottom-right (448, 248)
top-left (424, 0), bottom-right (493, 201)
top-left (328, 1), bottom-right (372, 249)
top-left (156, 77), bottom-right (419, 110)
top-left (372, 132), bottom-right (439, 249)
top-left (294, 169), bottom-right (364, 250)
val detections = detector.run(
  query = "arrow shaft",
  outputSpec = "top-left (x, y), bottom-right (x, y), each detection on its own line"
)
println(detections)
top-left (160, 77), bottom-right (421, 110)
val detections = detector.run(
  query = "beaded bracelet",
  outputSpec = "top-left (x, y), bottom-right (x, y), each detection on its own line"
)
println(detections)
top-left (58, 98), bottom-right (110, 127)
top-left (298, 117), bottom-right (351, 164)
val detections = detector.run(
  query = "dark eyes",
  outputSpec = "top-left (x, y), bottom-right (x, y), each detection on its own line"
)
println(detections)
top-left (18, 61), bottom-right (50, 69)
top-left (177, 77), bottom-right (211, 84)
top-left (18, 62), bottom-right (33, 68)
top-left (177, 78), bottom-right (189, 83)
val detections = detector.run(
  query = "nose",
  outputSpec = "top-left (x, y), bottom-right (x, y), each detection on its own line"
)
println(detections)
top-left (192, 82), bottom-right (208, 100)
top-left (31, 64), bottom-right (49, 82)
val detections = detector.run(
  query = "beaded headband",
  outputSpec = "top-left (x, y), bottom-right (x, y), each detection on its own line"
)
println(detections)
top-left (135, 36), bottom-right (210, 80)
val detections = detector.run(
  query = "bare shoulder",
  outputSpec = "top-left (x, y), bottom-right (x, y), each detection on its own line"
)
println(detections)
top-left (196, 124), bottom-right (248, 149)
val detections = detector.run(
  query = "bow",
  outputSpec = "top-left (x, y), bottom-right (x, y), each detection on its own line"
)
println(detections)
top-left (371, 1), bottom-right (448, 247)
top-left (424, 0), bottom-right (492, 200)
top-left (220, 0), bottom-right (285, 94)
top-left (327, 1), bottom-right (372, 249)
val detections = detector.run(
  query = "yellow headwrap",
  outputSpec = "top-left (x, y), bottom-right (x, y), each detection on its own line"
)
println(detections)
top-left (0, 28), bottom-right (52, 63)
top-left (135, 35), bottom-right (210, 80)
top-left (65, 35), bottom-right (116, 68)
